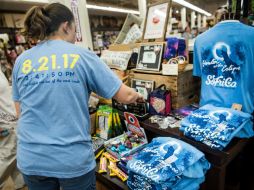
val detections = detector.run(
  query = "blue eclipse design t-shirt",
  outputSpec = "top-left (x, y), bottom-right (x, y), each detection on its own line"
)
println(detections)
top-left (193, 21), bottom-right (254, 114)
top-left (180, 104), bottom-right (254, 150)
top-left (12, 40), bottom-right (122, 178)
top-left (126, 137), bottom-right (210, 190)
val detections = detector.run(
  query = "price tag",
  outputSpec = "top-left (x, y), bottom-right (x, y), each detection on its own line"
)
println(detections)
top-left (231, 103), bottom-right (242, 111)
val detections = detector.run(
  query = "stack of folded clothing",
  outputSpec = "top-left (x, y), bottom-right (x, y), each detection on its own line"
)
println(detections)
top-left (180, 104), bottom-right (254, 150)
top-left (126, 137), bottom-right (210, 190)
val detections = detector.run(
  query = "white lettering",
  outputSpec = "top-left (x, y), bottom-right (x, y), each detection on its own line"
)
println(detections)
top-left (129, 161), bottom-right (160, 180)
top-left (205, 75), bottom-right (237, 88)
top-left (221, 65), bottom-right (240, 74)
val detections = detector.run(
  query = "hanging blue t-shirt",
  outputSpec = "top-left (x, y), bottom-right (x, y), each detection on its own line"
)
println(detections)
top-left (12, 40), bottom-right (122, 178)
top-left (126, 137), bottom-right (210, 189)
top-left (180, 104), bottom-right (254, 150)
top-left (193, 21), bottom-right (254, 114)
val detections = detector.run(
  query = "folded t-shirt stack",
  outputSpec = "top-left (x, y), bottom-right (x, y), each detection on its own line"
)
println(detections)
top-left (180, 104), bottom-right (254, 150)
top-left (126, 137), bottom-right (210, 190)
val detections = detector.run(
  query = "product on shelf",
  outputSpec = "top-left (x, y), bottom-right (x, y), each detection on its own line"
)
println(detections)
top-left (126, 137), bottom-right (210, 190)
top-left (104, 112), bottom-right (147, 159)
top-left (180, 104), bottom-right (254, 150)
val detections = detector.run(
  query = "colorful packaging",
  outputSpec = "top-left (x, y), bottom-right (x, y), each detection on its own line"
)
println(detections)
top-left (149, 84), bottom-right (171, 116)
top-left (103, 152), bottom-right (119, 163)
top-left (98, 156), bottom-right (107, 174)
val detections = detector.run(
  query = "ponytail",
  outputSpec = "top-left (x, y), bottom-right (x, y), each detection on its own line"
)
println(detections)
top-left (23, 3), bottom-right (74, 40)
top-left (23, 6), bottom-right (51, 40)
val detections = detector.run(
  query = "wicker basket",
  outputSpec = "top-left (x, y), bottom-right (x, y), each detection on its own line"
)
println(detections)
top-left (178, 61), bottom-right (188, 72)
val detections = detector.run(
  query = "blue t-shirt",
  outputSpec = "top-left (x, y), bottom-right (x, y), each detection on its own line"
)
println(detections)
top-left (126, 137), bottom-right (210, 187)
top-left (180, 104), bottom-right (254, 150)
top-left (12, 40), bottom-right (122, 178)
top-left (193, 21), bottom-right (254, 114)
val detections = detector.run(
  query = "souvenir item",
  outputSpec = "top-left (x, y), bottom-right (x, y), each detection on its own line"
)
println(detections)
top-left (108, 161), bottom-right (128, 182)
top-left (126, 137), bottom-right (210, 190)
top-left (109, 161), bottom-right (117, 177)
top-left (98, 156), bottom-right (107, 174)
top-left (163, 37), bottom-right (179, 60)
top-left (103, 152), bottom-right (119, 163)
top-left (180, 104), bottom-right (254, 150)
top-left (131, 79), bottom-right (155, 100)
top-left (96, 105), bottom-right (113, 140)
top-left (112, 99), bottom-right (148, 118)
top-left (104, 113), bottom-right (147, 159)
top-left (100, 50), bottom-right (132, 71)
top-left (149, 84), bottom-right (171, 116)
top-left (136, 43), bottom-right (164, 71)
top-left (96, 106), bottom-right (124, 140)
top-left (173, 104), bottom-right (199, 117)
top-left (143, 1), bottom-right (171, 40)
top-left (193, 21), bottom-right (254, 114)
top-left (114, 13), bottom-right (143, 44)
top-left (92, 136), bottom-right (105, 156)
top-left (123, 24), bottom-right (142, 44)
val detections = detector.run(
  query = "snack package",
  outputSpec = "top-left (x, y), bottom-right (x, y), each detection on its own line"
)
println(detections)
top-left (103, 152), bottom-right (119, 163)
top-left (108, 161), bottom-right (128, 182)
top-left (98, 156), bottom-right (107, 174)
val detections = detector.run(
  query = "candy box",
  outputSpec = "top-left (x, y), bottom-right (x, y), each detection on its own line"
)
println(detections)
top-left (104, 112), bottom-right (147, 159)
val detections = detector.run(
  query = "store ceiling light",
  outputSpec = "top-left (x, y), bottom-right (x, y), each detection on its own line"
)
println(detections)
top-left (172, 0), bottom-right (212, 16)
top-left (86, 4), bottom-right (140, 15)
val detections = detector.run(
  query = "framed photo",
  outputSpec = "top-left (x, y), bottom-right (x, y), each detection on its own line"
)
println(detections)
top-left (131, 79), bottom-right (155, 100)
top-left (136, 43), bottom-right (164, 71)
top-left (143, 1), bottom-right (171, 41)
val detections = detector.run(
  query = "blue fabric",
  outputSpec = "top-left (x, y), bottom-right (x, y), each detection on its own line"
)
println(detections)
top-left (193, 21), bottom-right (254, 114)
top-left (127, 171), bottom-right (204, 190)
top-left (22, 168), bottom-right (96, 190)
top-left (180, 104), bottom-right (254, 150)
top-left (12, 40), bottom-right (122, 178)
top-left (126, 137), bottom-right (210, 189)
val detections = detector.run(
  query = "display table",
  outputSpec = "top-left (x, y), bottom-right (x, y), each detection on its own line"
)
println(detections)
top-left (139, 119), bottom-right (249, 190)
top-left (95, 118), bottom-right (251, 190)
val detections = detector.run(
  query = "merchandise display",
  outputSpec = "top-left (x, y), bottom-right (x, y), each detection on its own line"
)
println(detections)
top-left (149, 84), bottom-right (171, 116)
top-left (136, 43), bottom-right (164, 71)
top-left (143, 2), bottom-right (170, 40)
top-left (100, 50), bottom-right (132, 71)
top-left (104, 112), bottom-right (147, 159)
top-left (131, 78), bottom-right (155, 100)
top-left (3, 0), bottom-right (254, 189)
top-left (96, 105), bottom-right (124, 140)
top-left (114, 13), bottom-right (143, 44)
top-left (193, 20), bottom-right (254, 114)
top-left (149, 115), bottom-right (180, 129)
top-left (126, 137), bottom-right (210, 190)
top-left (180, 104), bottom-right (254, 150)
top-left (112, 99), bottom-right (149, 117)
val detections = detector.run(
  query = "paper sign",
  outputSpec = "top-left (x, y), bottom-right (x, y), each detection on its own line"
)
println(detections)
top-left (162, 64), bottom-right (178, 75)
top-left (71, 0), bottom-right (82, 42)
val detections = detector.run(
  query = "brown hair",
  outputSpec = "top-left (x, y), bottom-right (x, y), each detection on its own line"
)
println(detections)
top-left (23, 3), bottom-right (74, 40)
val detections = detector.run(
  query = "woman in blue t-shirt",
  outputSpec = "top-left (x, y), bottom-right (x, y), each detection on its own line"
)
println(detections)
top-left (12, 3), bottom-right (143, 190)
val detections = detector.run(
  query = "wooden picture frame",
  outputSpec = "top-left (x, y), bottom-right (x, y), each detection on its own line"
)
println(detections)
top-left (136, 42), bottom-right (164, 71)
top-left (142, 0), bottom-right (171, 42)
top-left (131, 79), bottom-right (155, 100)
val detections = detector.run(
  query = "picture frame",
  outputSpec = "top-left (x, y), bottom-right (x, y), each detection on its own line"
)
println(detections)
top-left (131, 78), bottom-right (155, 100)
top-left (136, 43), bottom-right (164, 71)
top-left (143, 0), bottom-right (171, 41)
